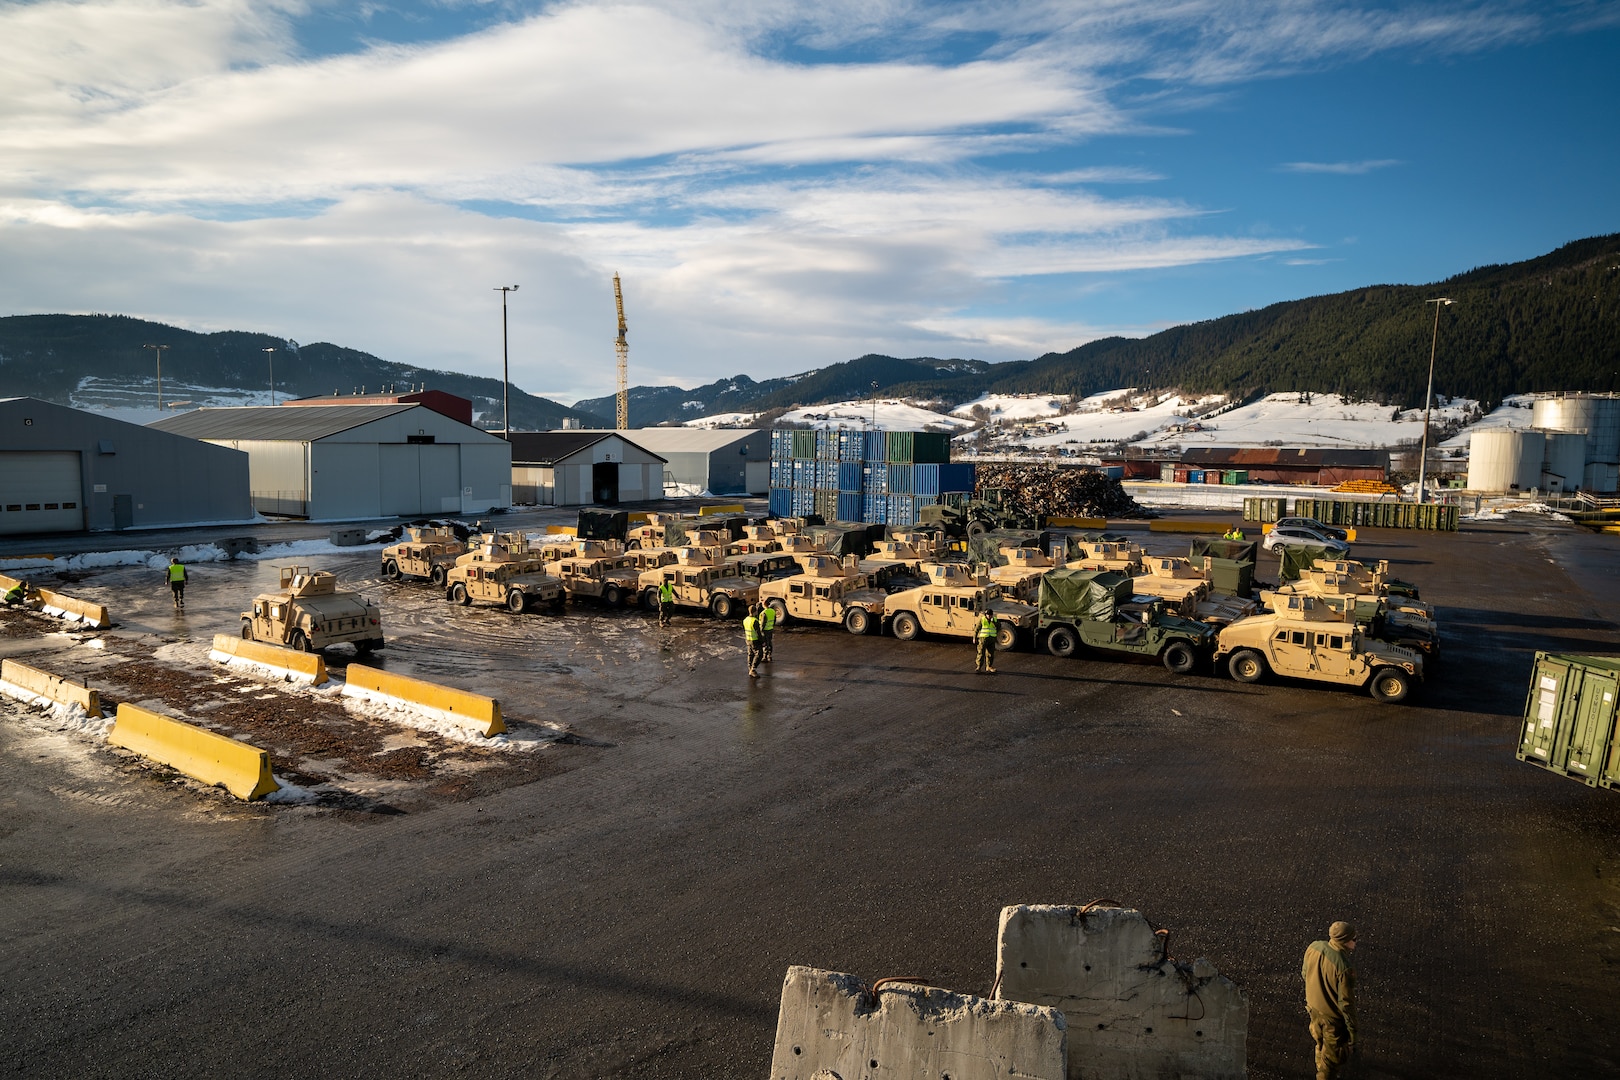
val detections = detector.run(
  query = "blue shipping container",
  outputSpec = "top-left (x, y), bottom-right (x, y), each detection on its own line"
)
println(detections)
top-left (1188, 469), bottom-right (1204, 484)
top-left (838, 462), bottom-right (863, 492)
top-left (837, 492), bottom-right (863, 522)
top-left (863, 465), bottom-right (887, 495)
top-left (865, 430), bottom-right (887, 462)
top-left (1101, 466), bottom-right (1124, 481)
top-left (862, 494), bottom-right (887, 524)
top-left (887, 463), bottom-right (914, 495)
top-left (769, 488), bottom-right (793, 518)
top-left (938, 463), bottom-right (975, 494)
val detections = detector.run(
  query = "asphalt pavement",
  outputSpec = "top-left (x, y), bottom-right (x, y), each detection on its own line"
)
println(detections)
top-left (2, 512), bottom-right (1618, 1079)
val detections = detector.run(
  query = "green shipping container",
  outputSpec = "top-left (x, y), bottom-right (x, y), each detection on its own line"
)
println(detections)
top-left (792, 431), bottom-right (817, 460)
top-left (1518, 652), bottom-right (1620, 790)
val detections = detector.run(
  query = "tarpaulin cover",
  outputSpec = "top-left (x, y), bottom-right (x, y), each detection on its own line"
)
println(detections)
top-left (1279, 545), bottom-right (1336, 582)
top-left (968, 529), bottom-right (1046, 567)
top-left (1189, 538), bottom-right (1258, 565)
top-left (808, 523), bottom-right (876, 558)
top-left (577, 509), bottom-right (628, 541)
top-left (1203, 557), bottom-right (1254, 598)
top-left (1039, 569), bottom-right (1133, 621)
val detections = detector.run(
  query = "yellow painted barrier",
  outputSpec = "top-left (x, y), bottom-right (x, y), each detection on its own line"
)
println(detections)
top-left (1045, 517), bottom-right (1107, 529)
top-left (0, 658), bottom-right (102, 717)
top-left (210, 634), bottom-right (328, 685)
top-left (699, 504), bottom-right (746, 516)
top-left (36, 587), bottom-right (110, 628)
top-left (0, 572), bottom-right (20, 592)
top-left (341, 664), bottom-right (505, 737)
top-left (545, 525), bottom-right (579, 536)
top-left (108, 703), bottom-right (279, 801)
top-left (1149, 520), bottom-right (1232, 534)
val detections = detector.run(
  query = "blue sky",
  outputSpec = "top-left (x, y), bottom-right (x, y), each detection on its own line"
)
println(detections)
top-left (1, 0), bottom-right (1616, 405)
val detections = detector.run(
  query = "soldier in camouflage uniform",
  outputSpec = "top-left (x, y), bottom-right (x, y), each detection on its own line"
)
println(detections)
top-left (1302, 921), bottom-right (1357, 1079)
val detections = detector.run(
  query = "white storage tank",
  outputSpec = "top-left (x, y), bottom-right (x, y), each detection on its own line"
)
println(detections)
top-left (1468, 429), bottom-right (1544, 492)
top-left (1540, 430), bottom-right (1588, 491)
top-left (1585, 462), bottom-right (1620, 494)
top-left (1532, 393), bottom-right (1620, 464)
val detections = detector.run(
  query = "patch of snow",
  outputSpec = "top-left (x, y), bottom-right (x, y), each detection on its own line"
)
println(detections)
top-left (339, 684), bottom-right (557, 751)
top-left (1, 535), bottom-right (389, 575)
top-left (0, 681), bottom-right (112, 737)
top-left (1462, 500), bottom-right (1573, 522)
top-left (1439, 394), bottom-right (1535, 449)
top-left (262, 777), bottom-right (321, 804)
top-left (950, 394), bottom-right (1072, 421)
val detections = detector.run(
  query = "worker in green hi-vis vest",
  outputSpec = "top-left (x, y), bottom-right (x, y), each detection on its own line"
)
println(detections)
top-left (166, 557), bottom-right (188, 610)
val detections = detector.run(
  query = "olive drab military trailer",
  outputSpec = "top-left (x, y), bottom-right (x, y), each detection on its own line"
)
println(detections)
top-left (1517, 652), bottom-right (1620, 791)
top-left (443, 534), bottom-right (565, 613)
top-left (1132, 556), bottom-right (1259, 628)
top-left (881, 561), bottom-right (1038, 650)
top-left (380, 525), bottom-right (467, 585)
top-left (1036, 568), bottom-right (1214, 674)
top-left (241, 566), bottom-right (384, 655)
top-left (1215, 609), bottom-right (1423, 702)
top-left (757, 553), bottom-right (888, 635)
top-left (637, 547), bottom-right (760, 619)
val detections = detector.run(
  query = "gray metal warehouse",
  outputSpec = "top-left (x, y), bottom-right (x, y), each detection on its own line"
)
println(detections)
top-left (1, 397), bottom-right (251, 535)
top-left (151, 404), bottom-right (511, 521)
top-left (507, 432), bottom-right (665, 506)
top-left (612, 428), bottom-right (768, 495)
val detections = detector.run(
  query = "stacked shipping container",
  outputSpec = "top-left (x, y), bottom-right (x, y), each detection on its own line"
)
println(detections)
top-left (768, 429), bottom-right (973, 525)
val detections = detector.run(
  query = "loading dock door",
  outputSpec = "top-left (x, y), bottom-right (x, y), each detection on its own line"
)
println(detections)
top-left (419, 444), bottom-right (461, 513)
top-left (0, 451), bottom-right (85, 535)
top-left (380, 445), bottom-right (422, 516)
top-left (592, 462), bottom-right (619, 504)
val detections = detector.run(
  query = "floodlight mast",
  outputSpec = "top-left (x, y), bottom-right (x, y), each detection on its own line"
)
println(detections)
top-left (613, 273), bottom-right (629, 431)
top-left (495, 285), bottom-right (519, 435)
top-left (143, 344), bottom-right (169, 410)
top-left (1417, 298), bottom-right (1455, 504)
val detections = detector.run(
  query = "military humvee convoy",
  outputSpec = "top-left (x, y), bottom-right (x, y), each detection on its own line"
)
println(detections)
top-left (444, 535), bottom-right (565, 613)
top-left (242, 566), bottom-right (384, 654)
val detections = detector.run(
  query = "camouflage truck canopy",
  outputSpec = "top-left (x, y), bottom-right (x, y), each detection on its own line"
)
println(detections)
top-left (966, 529), bottom-right (1049, 568)
top-left (807, 522), bottom-right (881, 558)
top-left (1038, 568), bottom-right (1134, 622)
top-left (1188, 538), bottom-right (1258, 565)
top-left (1279, 544), bottom-right (1338, 582)
top-left (577, 509), bottom-right (629, 541)
top-left (1204, 557), bottom-right (1255, 599)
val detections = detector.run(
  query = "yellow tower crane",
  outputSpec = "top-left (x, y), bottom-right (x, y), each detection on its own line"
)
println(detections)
top-left (613, 273), bottom-right (629, 430)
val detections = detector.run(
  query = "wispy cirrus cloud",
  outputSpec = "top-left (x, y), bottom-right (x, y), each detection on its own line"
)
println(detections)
top-left (1280, 159), bottom-right (1403, 175)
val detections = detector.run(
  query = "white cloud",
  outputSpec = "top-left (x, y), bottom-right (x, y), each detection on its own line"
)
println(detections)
top-left (1280, 159), bottom-right (1403, 175)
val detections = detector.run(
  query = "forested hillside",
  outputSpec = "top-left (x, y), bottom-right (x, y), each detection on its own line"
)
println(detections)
top-left (0, 314), bottom-right (609, 429)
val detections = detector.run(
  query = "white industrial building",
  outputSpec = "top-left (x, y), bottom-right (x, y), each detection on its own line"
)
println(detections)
top-left (1, 397), bottom-right (252, 535)
top-left (607, 428), bottom-right (769, 495)
top-left (1467, 392), bottom-right (1620, 494)
top-left (506, 432), bottom-right (665, 506)
top-left (151, 404), bottom-right (511, 520)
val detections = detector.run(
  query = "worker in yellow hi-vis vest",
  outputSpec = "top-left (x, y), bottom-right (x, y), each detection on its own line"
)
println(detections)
top-left (167, 557), bottom-right (188, 610)
top-left (759, 600), bottom-right (777, 662)
top-left (743, 604), bottom-right (763, 679)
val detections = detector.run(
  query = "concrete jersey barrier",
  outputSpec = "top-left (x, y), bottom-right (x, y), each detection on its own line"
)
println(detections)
top-left (771, 966), bottom-right (1067, 1080)
top-left (210, 633), bottom-right (329, 686)
top-left (108, 703), bottom-right (280, 801)
top-left (0, 658), bottom-right (103, 717)
top-left (0, 574), bottom-right (111, 628)
top-left (1148, 520), bottom-right (1235, 535)
top-left (341, 664), bottom-right (505, 737)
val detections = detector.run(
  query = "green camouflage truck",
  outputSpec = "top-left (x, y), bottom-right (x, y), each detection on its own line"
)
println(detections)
top-left (1037, 568), bottom-right (1215, 674)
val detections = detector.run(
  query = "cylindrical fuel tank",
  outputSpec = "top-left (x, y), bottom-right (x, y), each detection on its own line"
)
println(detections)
top-left (1540, 430), bottom-right (1588, 490)
top-left (1468, 429), bottom-right (1544, 492)
top-left (1532, 393), bottom-right (1620, 463)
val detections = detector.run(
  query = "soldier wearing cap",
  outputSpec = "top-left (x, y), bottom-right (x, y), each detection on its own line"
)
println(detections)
top-left (1302, 920), bottom-right (1358, 1080)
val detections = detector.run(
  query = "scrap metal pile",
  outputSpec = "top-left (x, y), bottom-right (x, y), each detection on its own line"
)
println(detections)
top-left (975, 464), bottom-right (1154, 520)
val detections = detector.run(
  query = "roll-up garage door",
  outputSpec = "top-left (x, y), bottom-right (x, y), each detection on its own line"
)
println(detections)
top-left (0, 451), bottom-right (85, 535)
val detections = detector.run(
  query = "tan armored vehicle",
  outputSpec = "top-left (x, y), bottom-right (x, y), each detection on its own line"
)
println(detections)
top-left (723, 551), bottom-right (803, 587)
top-left (1215, 609), bottom-right (1423, 702)
top-left (883, 562), bottom-right (1038, 650)
top-left (776, 533), bottom-right (833, 571)
top-left (637, 547), bottom-right (760, 619)
top-left (1133, 556), bottom-right (1259, 627)
top-left (241, 566), bottom-right (384, 655)
top-left (857, 539), bottom-right (933, 593)
top-left (1263, 574), bottom-right (1439, 657)
top-left (380, 525), bottom-right (466, 585)
top-left (727, 525), bottom-right (783, 556)
top-left (553, 540), bottom-right (643, 607)
top-left (1314, 558), bottom-right (1423, 601)
top-left (444, 536), bottom-right (565, 613)
top-left (451, 530), bottom-right (532, 569)
top-left (626, 513), bottom-right (710, 550)
top-left (1067, 540), bottom-right (1145, 576)
top-left (987, 546), bottom-right (1056, 603)
top-left (758, 553), bottom-right (888, 635)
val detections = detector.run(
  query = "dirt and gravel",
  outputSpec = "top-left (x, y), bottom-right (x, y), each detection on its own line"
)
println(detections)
top-left (2, 509), bottom-right (1619, 1079)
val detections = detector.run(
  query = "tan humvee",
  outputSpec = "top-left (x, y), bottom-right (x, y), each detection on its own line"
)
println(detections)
top-left (1133, 556), bottom-right (1259, 627)
top-left (451, 531), bottom-right (535, 569)
top-left (857, 539), bottom-right (933, 593)
top-left (636, 547), bottom-right (759, 619)
top-left (1301, 562), bottom-right (1434, 621)
top-left (726, 524), bottom-right (783, 556)
top-left (241, 566), bottom-right (383, 654)
top-left (758, 553), bottom-right (888, 635)
top-left (1067, 540), bottom-right (1145, 576)
top-left (380, 525), bottom-right (466, 586)
top-left (553, 542), bottom-right (643, 607)
top-left (776, 534), bottom-right (833, 570)
top-left (1215, 609), bottom-right (1423, 702)
top-left (882, 562), bottom-right (1038, 650)
top-left (987, 546), bottom-right (1055, 603)
top-left (1265, 575), bottom-right (1438, 656)
top-left (444, 537), bottom-right (564, 613)
top-left (626, 513), bottom-right (698, 550)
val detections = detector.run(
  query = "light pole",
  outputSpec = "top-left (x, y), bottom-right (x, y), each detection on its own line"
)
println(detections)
top-left (263, 347), bottom-right (277, 405)
top-left (494, 285), bottom-right (519, 435)
top-left (870, 381), bottom-right (879, 430)
top-left (143, 344), bottom-right (168, 410)
top-left (1417, 298), bottom-right (1455, 503)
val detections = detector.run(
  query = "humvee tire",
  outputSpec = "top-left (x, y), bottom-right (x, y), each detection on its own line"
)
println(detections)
top-left (891, 611), bottom-right (920, 640)
top-left (429, 565), bottom-right (448, 586)
top-left (1370, 668), bottom-right (1410, 703)
top-left (1162, 640), bottom-right (1197, 674)
top-left (450, 583), bottom-right (471, 605)
top-left (240, 620), bottom-right (254, 640)
top-left (290, 630), bottom-right (311, 653)
top-left (382, 559), bottom-right (400, 580)
top-left (507, 588), bottom-right (527, 614)
top-left (603, 584), bottom-right (624, 607)
top-left (710, 594), bottom-right (735, 619)
top-left (1228, 649), bottom-right (1265, 683)
top-left (995, 620), bottom-right (1017, 651)
top-left (767, 597), bottom-right (789, 623)
top-left (843, 607), bottom-right (869, 635)
top-left (642, 587), bottom-right (660, 611)
top-left (1045, 625), bottom-right (1078, 658)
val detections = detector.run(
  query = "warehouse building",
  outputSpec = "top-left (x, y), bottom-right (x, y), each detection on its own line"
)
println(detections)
top-left (612, 428), bottom-right (769, 495)
top-left (1, 397), bottom-right (251, 535)
top-left (1176, 447), bottom-right (1389, 486)
top-left (506, 432), bottom-right (665, 506)
top-left (151, 404), bottom-right (510, 520)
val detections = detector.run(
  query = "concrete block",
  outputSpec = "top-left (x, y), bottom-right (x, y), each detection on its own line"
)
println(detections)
top-left (770, 966), bottom-right (1066, 1080)
top-left (216, 537), bottom-right (260, 558)
top-left (995, 904), bottom-right (1247, 1080)
top-left (329, 527), bottom-right (368, 547)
